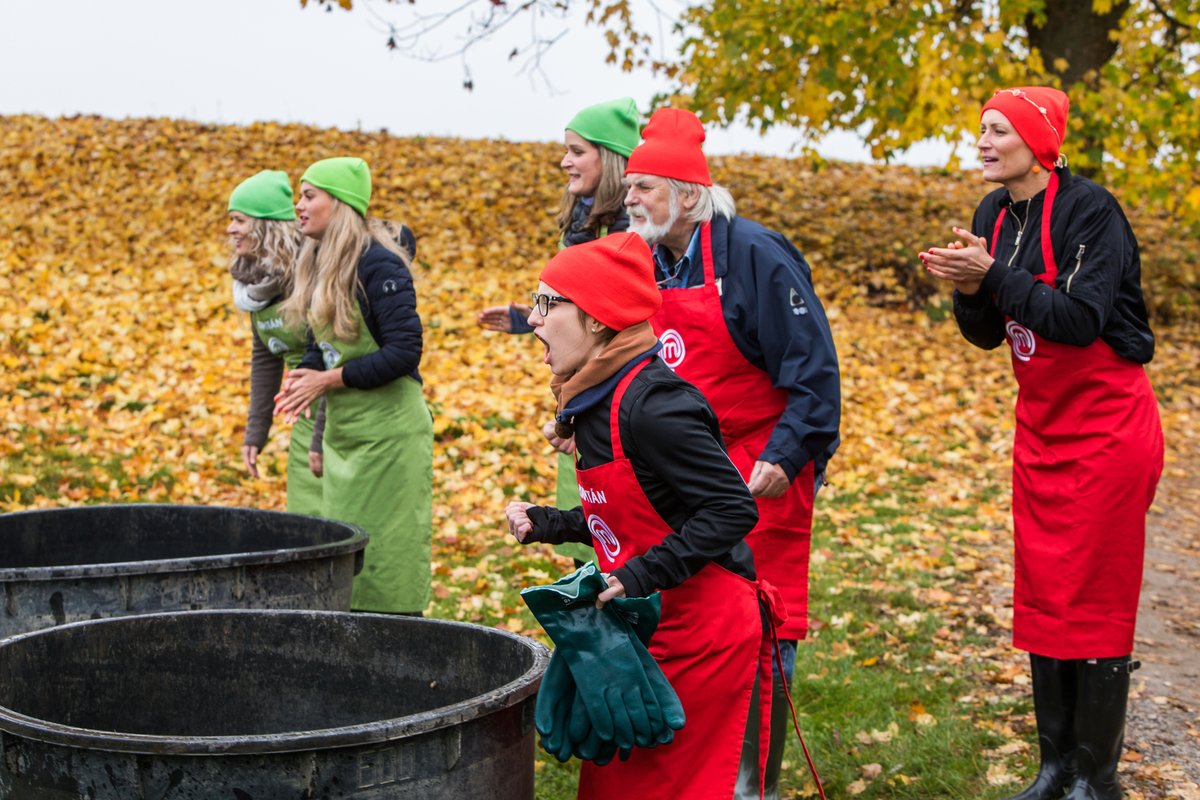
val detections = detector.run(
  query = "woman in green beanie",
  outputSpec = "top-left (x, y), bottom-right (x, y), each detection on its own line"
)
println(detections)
top-left (274, 157), bottom-right (433, 615)
top-left (227, 169), bottom-right (323, 516)
top-left (477, 97), bottom-right (642, 563)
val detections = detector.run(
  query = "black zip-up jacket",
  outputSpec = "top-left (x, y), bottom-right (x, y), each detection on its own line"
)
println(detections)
top-left (298, 239), bottom-right (424, 386)
top-left (560, 200), bottom-right (631, 247)
top-left (954, 168), bottom-right (1154, 363)
top-left (525, 358), bottom-right (759, 598)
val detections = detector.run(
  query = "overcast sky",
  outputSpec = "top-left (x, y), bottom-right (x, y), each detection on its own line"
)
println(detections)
top-left (1, 0), bottom-right (961, 164)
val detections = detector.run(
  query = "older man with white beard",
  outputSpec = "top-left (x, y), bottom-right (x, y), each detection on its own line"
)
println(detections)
top-left (624, 108), bottom-right (841, 800)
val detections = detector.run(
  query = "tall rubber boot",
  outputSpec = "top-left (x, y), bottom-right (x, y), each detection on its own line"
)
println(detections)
top-left (733, 677), bottom-right (764, 800)
top-left (1004, 654), bottom-right (1078, 800)
top-left (1064, 656), bottom-right (1135, 800)
top-left (761, 673), bottom-right (790, 799)
top-left (732, 667), bottom-right (791, 800)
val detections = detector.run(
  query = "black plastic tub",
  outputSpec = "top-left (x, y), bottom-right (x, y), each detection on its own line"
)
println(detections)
top-left (0, 610), bottom-right (549, 798)
top-left (0, 505), bottom-right (367, 637)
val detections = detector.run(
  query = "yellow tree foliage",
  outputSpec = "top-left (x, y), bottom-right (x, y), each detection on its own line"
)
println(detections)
top-left (309, 0), bottom-right (1199, 229)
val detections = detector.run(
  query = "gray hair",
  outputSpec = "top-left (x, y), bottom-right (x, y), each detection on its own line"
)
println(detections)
top-left (666, 178), bottom-right (736, 223)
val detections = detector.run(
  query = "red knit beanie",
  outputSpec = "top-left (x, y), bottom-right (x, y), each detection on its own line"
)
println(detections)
top-left (982, 86), bottom-right (1070, 170)
top-left (539, 233), bottom-right (662, 331)
top-left (625, 108), bottom-right (713, 186)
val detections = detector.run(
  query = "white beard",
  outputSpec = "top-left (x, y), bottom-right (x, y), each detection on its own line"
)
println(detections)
top-left (628, 200), bottom-right (680, 246)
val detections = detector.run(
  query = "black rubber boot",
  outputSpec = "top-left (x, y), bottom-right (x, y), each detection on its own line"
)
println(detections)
top-left (1004, 654), bottom-right (1078, 800)
top-left (1064, 656), bottom-right (1135, 800)
top-left (732, 667), bottom-right (791, 800)
top-left (761, 674), bottom-right (790, 799)
top-left (732, 677), bottom-right (764, 800)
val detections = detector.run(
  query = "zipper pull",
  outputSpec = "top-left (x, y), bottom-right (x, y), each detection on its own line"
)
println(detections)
top-left (1066, 244), bottom-right (1086, 293)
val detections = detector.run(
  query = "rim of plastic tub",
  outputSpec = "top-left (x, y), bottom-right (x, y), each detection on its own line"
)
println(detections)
top-left (0, 504), bottom-right (368, 581)
top-left (0, 609), bottom-right (551, 755)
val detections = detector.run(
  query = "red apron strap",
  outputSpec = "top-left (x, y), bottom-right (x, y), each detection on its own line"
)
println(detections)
top-left (698, 221), bottom-right (716, 286)
top-left (607, 358), bottom-right (653, 461)
top-left (1039, 171), bottom-right (1061, 284)
top-left (989, 209), bottom-right (1007, 259)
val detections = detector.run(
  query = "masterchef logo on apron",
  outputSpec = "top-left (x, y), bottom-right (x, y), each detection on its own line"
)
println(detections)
top-left (659, 329), bottom-right (686, 369)
top-left (319, 341), bottom-right (342, 369)
top-left (587, 514), bottom-right (621, 561)
top-left (1006, 320), bottom-right (1037, 362)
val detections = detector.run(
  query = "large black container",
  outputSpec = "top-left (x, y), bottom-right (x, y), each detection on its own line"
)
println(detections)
top-left (0, 610), bottom-right (549, 798)
top-left (0, 505), bottom-right (367, 637)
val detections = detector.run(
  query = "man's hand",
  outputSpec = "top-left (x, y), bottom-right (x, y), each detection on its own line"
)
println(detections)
top-left (747, 460), bottom-right (789, 498)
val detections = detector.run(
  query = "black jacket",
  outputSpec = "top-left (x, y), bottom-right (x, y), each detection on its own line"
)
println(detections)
top-left (954, 168), bottom-right (1154, 363)
top-left (526, 358), bottom-right (759, 598)
top-left (299, 240), bottom-right (424, 387)
top-left (560, 200), bottom-right (631, 247)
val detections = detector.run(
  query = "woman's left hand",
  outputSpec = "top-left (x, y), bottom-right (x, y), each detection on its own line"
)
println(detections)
top-left (274, 368), bottom-right (342, 424)
top-left (595, 574), bottom-right (626, 608)
top-left (920, 227), bottom-right (995, 296)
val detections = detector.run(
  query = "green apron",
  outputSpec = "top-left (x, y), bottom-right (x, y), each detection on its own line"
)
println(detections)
top-left (251, 301), bottom-right (323, 517)
top-left (314, 306), bottom-right (433, 614)
top-left (554, 453), bottom-right (593, 563)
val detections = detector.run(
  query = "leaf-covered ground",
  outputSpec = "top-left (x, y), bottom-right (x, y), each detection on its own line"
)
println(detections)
top-left (1, 115), bottom-right (1196, 798)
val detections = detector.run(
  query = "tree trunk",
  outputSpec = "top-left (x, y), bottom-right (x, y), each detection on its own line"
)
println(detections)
top-left (1026, 0), bottom-right (1130, 87)
top-left (1025, 0), bottom-right (1130, 175)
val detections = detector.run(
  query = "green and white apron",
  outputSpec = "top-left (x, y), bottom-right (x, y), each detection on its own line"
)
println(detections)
top-left (251, 301), bottom-right (323, 517)
top-left (314, 306), bottom-right (433, 613)
top-left (554, 453), bottom-right (593, 562)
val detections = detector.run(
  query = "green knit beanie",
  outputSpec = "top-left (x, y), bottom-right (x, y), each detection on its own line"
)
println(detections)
top-left (566, 97), bottom-right (641, 158)
top-left (227, 170), bottom-right (296, 220)
top-left (300, 157), bottom-right (372, 217)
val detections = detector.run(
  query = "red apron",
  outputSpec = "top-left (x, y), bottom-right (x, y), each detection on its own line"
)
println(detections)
top-left (990, 175), bottom-right (1164, 659)
top-left (650, 223), bottom-right (815, 640)
top-left (576, 359), bottom-right (768, 800)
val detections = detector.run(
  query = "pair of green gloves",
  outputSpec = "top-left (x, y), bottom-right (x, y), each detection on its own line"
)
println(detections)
top-left (521, 562), bottom-right (686, 765)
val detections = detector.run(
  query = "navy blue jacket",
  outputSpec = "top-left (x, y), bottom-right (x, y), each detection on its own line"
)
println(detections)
top-left (656, 215), bottom-right (841, 483)
top-left (299, 240), bottom-right (423, 388)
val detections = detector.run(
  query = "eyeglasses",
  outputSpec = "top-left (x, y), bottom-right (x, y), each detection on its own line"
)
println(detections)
top-left (530, 292), bottom-right (573, 316)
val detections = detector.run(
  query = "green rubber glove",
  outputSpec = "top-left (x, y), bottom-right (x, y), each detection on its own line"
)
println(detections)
top-left (609, 593), bottom-right (685, 745)
top-left (522, 564), bottom-right (684, 752)
top-left (534, 652), bottom-right (577, 762)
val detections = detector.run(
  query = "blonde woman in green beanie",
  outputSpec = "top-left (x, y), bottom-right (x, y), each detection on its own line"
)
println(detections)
top-left (274, 156), bottom-right (433, 615)
top-left (477, 96), bottom-right (640, 334)
top-left (227, 169), bottom-right (323, 517)
top-left (477, 97), bottom-right (641, 563)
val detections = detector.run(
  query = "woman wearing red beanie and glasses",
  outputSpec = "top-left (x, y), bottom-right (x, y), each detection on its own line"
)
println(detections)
top-left (504, 232), bottom-right (786, 799)
top-left (921, 87), bottom-right (1163, 800)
